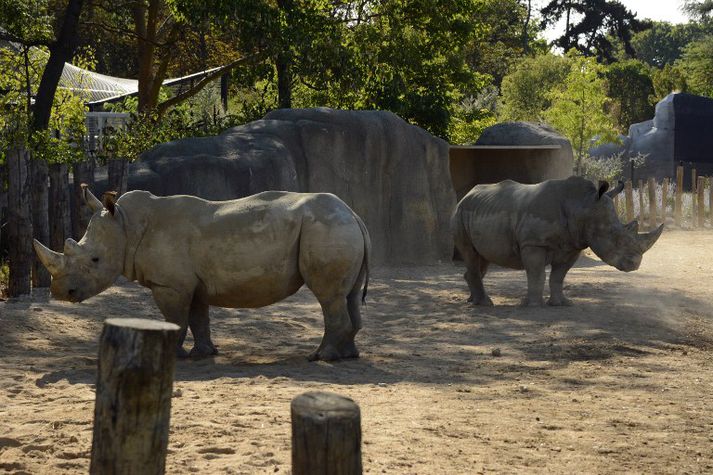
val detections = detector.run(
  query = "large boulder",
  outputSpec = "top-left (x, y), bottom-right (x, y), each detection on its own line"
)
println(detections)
top-left (96, 108), bottom-right (456, 265)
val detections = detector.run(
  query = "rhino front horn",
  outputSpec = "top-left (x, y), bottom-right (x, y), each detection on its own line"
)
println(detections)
top-left (638, 224), bottom-right (664, 253)
top-left (33, 239), bottom-right (65, 275)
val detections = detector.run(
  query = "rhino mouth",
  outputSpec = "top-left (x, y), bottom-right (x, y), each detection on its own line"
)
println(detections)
top-left (614, 258), bottom-right (641, 272)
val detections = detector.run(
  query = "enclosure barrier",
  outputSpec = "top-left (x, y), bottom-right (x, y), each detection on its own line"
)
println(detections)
top-left (291, 391), bottom-right (362, 475)
top-left (620, 165), bottom-right (712, 229)
top-left (90, 318), bottom-right (180, 475)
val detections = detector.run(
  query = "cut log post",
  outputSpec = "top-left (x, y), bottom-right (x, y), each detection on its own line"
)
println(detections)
top-left (291, 392), bottom-right (362, 475)
top-left (709, 177), bottom-right (713, 227)
top-left (692, 167), bottom-right (698, 224)
top-left (638, 179), bottom-right (645, 221)
top-left (613, 194), bottom-right (620, 217)
top-left (625, 180), bottom-right (634, 223)
top-left (647, 177), bottom-right (657, 230)
top-left (675, 165), bottom-right (683, 226)
top-left (90, 318), bottom-right (180, 475)
top-left (661, 177), bottom-right (669, 224)
top-left (697, 176), bottom-right (706, 228)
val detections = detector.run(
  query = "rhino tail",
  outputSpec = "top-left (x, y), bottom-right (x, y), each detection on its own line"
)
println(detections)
top-left (352, 212), bottom-right (371, 305)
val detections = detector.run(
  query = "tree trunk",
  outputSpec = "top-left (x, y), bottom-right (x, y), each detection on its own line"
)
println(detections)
top-left (31, 158), bottom-right (51, 287)
top-left (0, 164), bottom-right (7, 255)
top-left (71, 158), bottom-right (95, 239)
top-left (276, 53), bottom-right (292, 109)
top-left (107, 158), bottom-right (129, 195)
top-left (49, 163), bottom-right (71, 252)
top-left (6, 146), bottom-right (33, 297)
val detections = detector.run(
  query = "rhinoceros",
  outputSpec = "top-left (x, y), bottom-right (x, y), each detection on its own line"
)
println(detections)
top-left (451, 177), bottom-right (663, 306)
top-left (34, 187), bottom-right (371, 361)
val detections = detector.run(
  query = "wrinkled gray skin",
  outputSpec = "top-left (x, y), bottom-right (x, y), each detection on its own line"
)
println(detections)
top-left (34, 188), bottom-right (371, 361)
top-left (452, 176), bottom-right (663, 307)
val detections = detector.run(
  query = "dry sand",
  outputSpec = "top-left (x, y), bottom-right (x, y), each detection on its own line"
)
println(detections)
top-left (1, 230), bottom-right (712, 474)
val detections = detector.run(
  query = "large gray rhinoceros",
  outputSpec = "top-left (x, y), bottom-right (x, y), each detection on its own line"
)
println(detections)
top-left (34, 187), bottom-right (371, 361)
top-left (451, 176), bottom-right (663, 306)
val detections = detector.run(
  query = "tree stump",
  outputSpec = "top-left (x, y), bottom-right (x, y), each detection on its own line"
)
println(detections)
top-left (675, 165), bottom-right (684, 226)
top-left (90, 318), bottom-right (180, 475)
top-left (647, 177), bottom-right (657, 230)
top-left (291, 392), bottom-right (362, 475)
top-left (624, 180), bottom-right (634, 223)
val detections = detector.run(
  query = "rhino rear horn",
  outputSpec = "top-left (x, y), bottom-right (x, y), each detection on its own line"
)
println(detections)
top-left (33, 239), bottom-right (65, 275)
top-left (606, 180), bottom-right (625, 199)
top-left (638, 224), bottom-right (664, 253)
top-left (81, 184), bottom-right (103, 213)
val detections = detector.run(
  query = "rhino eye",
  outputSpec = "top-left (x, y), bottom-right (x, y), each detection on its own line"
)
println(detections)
top-left (92, 257), bottom-right (99, 263)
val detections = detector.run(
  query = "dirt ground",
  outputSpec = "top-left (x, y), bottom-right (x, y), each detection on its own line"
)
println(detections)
top-left (1, 229), bottom-right (712, 474)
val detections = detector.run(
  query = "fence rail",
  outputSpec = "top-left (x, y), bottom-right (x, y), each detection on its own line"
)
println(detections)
top-left (618, 165), bottom-right (712, 230)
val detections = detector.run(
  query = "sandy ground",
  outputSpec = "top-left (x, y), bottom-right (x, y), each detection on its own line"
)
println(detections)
top-left (1, 230), bottom-right (712, 474)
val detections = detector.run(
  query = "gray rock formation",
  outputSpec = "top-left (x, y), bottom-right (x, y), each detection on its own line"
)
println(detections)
top-left (95, 108), bottom-right (456, 265)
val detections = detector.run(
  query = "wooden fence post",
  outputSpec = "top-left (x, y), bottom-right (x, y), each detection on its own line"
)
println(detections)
top-left (692, 167), bottom-right (698, 224)
top-left (291, 392), bottom-right (362, 475)
top-left (638, 179), bottom-right (645, 221)
top-left (675, 165), bottom-right (683, 226)
top-left (697, 176), bottom-right (706, 228)
top-left (709, 177), bottom-right (713, 227)
top-left (90, 318), bottom-right (181, 475)
top-left (661, 177), bottom-right (669, 224)
top-left (647, 177), bottom-right (657, 230)
top-left (625, 180), bottom-right (634, 223)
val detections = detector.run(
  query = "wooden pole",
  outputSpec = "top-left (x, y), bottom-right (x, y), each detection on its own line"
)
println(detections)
top-left (291, 392), bottom-right (362, 475)
top-left (648, 177), bottom-right (657, 230)
top-left (709, 177), bottom-right (713, 227)
top-left (638, 179), bottom-right (645, 221)
top-left (90, 318), bottom-right (181, 475)
top-left (697, 176), bottom-right (706, 228)
top-left (675, 165), bottom-right (683, 226)
top-left (613, 194), bottom-right (620, 217)
top-left (661, 177), bottom-right (669, 224)
top-left (625, 180), bottom-right (634, 223)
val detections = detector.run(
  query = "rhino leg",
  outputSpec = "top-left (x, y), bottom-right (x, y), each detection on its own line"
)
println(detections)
top-left (308, 298), bottom-right (359, 362)
top-left (521, 246), bottom-right (546, 307)
top-left (151, 286), bottom-right (191, 358)
top-left (455, 235), bottom-right (493, 306)
top-left (188, 297), bottom-right (218, 358)
top-left (547, 251), bottom-right (580, 306)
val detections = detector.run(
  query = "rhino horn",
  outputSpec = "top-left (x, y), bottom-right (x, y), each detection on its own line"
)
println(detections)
top-left (63, 238), bottom-right (81, 256)
top-left (606, 180), bottom-right (625, 199)
top-left (638, 224), bottom-right (664, 253)
top-left (81, 184), bottom-right (103, 213)
top-left (624, 220), bottom-right (639, 234)
top-left (33, 239), bottom-right (65, 275)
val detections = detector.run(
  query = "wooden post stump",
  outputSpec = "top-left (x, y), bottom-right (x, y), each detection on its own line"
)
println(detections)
top-left (661, 177), bottom-right (669, 224)
top-left (647, 177), bottom-right (657, 230)
top-left (625, 180), bottom-right (634, 223)
top-left (709, 177), bottom-right (713, 227)
top-left (697, 176), bottom-right (706, 228)
top-left (638, 179), bottom-right (645, 221)
top-left (291, 391), bottom-right (362, 475)
top-left (675, 165), bottom-right (684, 226)
top-left (90, 318), bottom-right (181, 475)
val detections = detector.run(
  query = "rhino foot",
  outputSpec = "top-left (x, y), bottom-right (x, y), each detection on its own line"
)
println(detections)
top-left (307, 341), bottom-right (359, 362)
top-left (177, 346), bottom-right (190, 359)
top-left (470, 296), bottom-right (494, 306)
top-left (547, 296), bottom-right (573, 307)
top-left (520, 297), bottom-right (544, 307)
top-left (189, 342), bottom-right (219, 358)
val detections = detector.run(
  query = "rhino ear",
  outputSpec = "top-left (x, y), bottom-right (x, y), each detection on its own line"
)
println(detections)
top-left (102, 191), bottom-right (118, 215)
top-left (597, 181), bottom-right (610, 200)
top-left (81, 184), bottom-right (103, 213)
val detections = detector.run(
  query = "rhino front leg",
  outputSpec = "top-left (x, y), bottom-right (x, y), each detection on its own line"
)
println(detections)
top-left (151, 286), bottom-right (192, 358)
top-left (548, 251), bottom-right (580, 306)
top-left (521, 246), bottom-right (547, 307)
top-left (188, 297), bottom-right (218, 357)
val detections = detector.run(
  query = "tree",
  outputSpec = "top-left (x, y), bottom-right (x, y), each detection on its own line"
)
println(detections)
top-left (677, 35), bottom-right (713, 97)
top-left (651, 63), bottom-right (688, 101)
top-left (499, 53), bottom-right (571, 122)
top-left (631, 21), bottom-right (704, 68)
top-left (541, 0), bottom-right (650, 62)
top-left (544, 53), bottom-right (618, 173)
top-left (604, 59), bottom-right (655, 131)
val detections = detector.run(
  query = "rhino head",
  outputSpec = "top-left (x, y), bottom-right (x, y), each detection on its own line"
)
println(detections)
top-left (583, 181), bottom-right (663, 272)
top-left (33, 187), bottom-right (126, 302)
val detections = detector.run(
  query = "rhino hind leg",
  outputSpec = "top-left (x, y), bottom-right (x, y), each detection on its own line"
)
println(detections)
top-left (456, 239), bottom-right (493, 306)
top-left (308, 298), bottom-right (359, 362)
top-left (188, 297), bottom-right (218, 358)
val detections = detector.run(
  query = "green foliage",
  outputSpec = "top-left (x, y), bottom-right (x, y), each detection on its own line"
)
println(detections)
top-left (578, 152), bottom-right (647, 183)
top-left (448, 87), bottom-right (499, 144)
top-left (544, 53), bottom-right (618, 172)
top-left (631, 21), bottom-right (705, 68)
top-left (651, 64), bottom-right (689, 101)
top-left (604, 60), bottom-right (655, 131)
top-left (499, 52), bottom-right (571, 122)
top-left (678, 35), bottom-right (713, 97)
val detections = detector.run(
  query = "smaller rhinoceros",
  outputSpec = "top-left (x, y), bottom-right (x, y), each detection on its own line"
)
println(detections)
top-left (451, 177), bottom-right (663, 306)
top-left (34, 187), bottom-right (370, 361)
